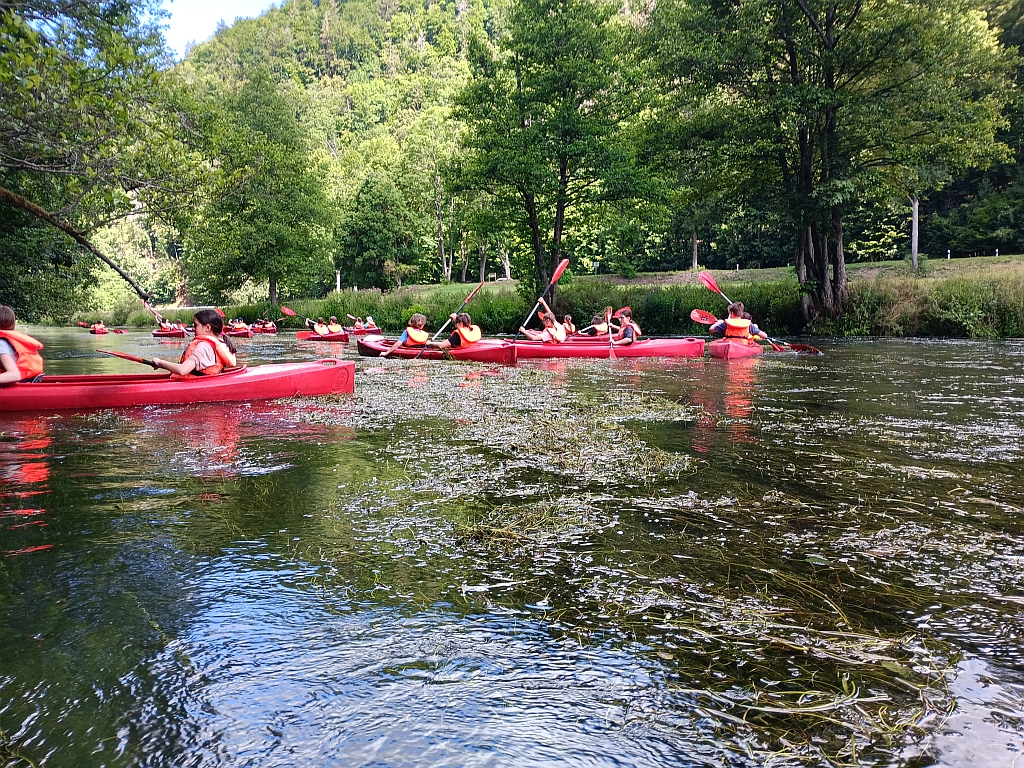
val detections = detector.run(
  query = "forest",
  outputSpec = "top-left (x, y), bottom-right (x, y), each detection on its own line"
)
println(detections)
top-left (1, 0), bottom-right (1022, 323)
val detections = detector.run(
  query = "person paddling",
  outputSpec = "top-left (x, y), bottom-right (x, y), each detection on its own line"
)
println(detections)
top-left (428, 313), bottom-right (481, 351)
top-left (610, 308), bottom-right (641, 346)
top-left (91, 320), bottom-right (106, 333)
top-left (382, 313), bottom-right (429, 356)
top-left (365, 316), bottom-right (378, 330)
top-left (709, 302), bottom-right (767, 343)
top-left (519, 299), bottom-right (566, 343)
top-left (0, 305), bottom-right (45, 384)
top-left (327, 316), bottom-right (344, 333)
top-left (562, 315), bottom-right (577, 335)
top-left (353, 317), bottom-right (365, 330)
top-left (306, 316), bottom-right (330, 336)
top-left (579, 314), bottom-right (609, 337)
top-left (151, 309), bottom-right (237, 377)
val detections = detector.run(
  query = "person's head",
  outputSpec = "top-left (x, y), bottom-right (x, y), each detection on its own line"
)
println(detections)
top-left (455, 313), bottom-right (472, 328)
top-left (366, 316), bottom-right (375, 325)
top-left (742, 312), bottom-right (753, 321)
top-left (317, 317), bottom-right (325, 324)
top-left (592, 314), bottom-right (603, 326)
top-left (409, 313), bottom-right (427, 329)
top-left (727, 301), bottom-right (745, 318)
top-left (193, 308), bottom-right (225, 335)
top-left (541, 312), bottom-right (556, 327)
top-left (618, 308), bottom-right (632, 321)
top-left (329, 316), bottom-right (338, 324)
top-left (0, 305), bottom-right (15, 330)
top-left (564, 314), bottom-right (572, 324)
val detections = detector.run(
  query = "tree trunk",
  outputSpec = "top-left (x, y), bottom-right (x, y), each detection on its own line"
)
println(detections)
top-left (499, 241), bottom-right (511, 279)
top-left (478, 236), bottom-right (488, 282)
top-left (0, 184), bottom-right (153, 301)
top-left (691, 228), bottom-right (698, 270)
top-left (269, 274), bottom-right (277, 305)
top-left (435, 171), bottom-right (451, 280)
top-left (831, 206), bottom-right (848, 306)
top-left (523, 191), bottom-right (548, 288)
top-left (460, 239), bottom-right (469, 282)
top-left (909, 195), bottom-right (919, 272)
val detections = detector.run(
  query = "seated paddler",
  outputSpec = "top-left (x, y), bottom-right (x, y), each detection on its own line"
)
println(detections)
top-left (429, 313), bottom-right (481, 351)
top-left (382, 313), bottom-right (429, 356)
top-left (0, 304), bottom-right (45, 384)
top-left (152, 309), bottom-right (237, 376)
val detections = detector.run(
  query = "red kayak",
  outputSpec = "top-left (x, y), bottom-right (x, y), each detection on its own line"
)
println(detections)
top-left (0, 359), bottom-right (354, 412)
top-left (357, 336), bottom-right (516, 366)
top-left (152, 328), bottom-right (187, 338)
top-left (343, 326), bottom-right (379, 336)
top-left (708, 338), bottom-right (764, 359)
top-left (225, 327), bottom-right (254, 338)
top-left (515, 337), bottom-right (705, 359)
top-left (89, 328), bottom-right (109, 335)
top-left (252, 323), bottom-right (277, 334)
top-left (296, 330), bottom-right (350, 342)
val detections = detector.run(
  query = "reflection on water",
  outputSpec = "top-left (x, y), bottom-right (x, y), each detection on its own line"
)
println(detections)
top-left (1, 331), bottom-right (1023, 767)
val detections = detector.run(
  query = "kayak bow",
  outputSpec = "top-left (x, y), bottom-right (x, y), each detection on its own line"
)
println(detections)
top-left (356, 336), bottom-right (516, 365)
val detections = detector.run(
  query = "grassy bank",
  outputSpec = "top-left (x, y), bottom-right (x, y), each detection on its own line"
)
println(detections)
top-left (67, 256), bottom-right (1024, 338)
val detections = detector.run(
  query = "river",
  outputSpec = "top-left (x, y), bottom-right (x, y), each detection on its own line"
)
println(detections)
top-left (1, 329), bottom-right (1022, 767)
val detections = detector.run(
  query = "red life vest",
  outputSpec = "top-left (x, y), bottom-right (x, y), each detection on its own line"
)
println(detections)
top-left (354, 320), bottom-right (364, 329)
top-left (91, 323), bottom-right (105, 331)
top-left (615, 319), bottom-right (641, 341)
top-left (404, 327), bottom-right (430, 346)
top-left (454, 324), bottom-right (482, 345)
top-left (0, 329), bottom-right (44, 380)
top-left (724, 317), bottom-right (753, 341)
top-left (544, 323), bottom-right (567, 343)
top-left (179, 336), bottom-right (237, 375)
top-left (563, 321), bottom-right (577, 334)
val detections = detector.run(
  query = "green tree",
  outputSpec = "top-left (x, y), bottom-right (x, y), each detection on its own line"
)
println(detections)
top-left (456, 0), bottom-right (629, 300)
top-left (181, 69), bottom-right (335, 303)
top-left (338, 170), bottom-right (423, 289)
top-left (645, 0), bottom-right (1014, 318)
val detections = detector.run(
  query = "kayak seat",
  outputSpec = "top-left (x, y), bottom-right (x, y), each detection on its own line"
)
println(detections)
top-left (30, 374), bottom-right (45, 383)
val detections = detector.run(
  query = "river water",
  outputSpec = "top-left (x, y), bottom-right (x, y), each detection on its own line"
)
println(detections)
top-left (1, 329), bottom-right (1023, 767)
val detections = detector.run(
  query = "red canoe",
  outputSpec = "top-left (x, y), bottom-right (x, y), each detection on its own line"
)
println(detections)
top-left (225, 327), bottom-right (254, 338)
top-left (356, 336), bottom-right (516, 366)
top-left (89, 328), bottom-right (109, 335)
top-left (0, 359), bottom-right (354, 412)
top-left (252, 324), bottom-right (277, 334)
top-left (708, 338), bottom-right (764, 359)
top-left (515, 337), bottom-right (706, 359)
top-left (296, 330), bottom-right (350, 342)
top-left (152, 328), bottom-right (187, 338)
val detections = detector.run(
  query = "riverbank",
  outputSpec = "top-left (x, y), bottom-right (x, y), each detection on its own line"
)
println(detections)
top-left (67, 255), bottom-right (1024, 338)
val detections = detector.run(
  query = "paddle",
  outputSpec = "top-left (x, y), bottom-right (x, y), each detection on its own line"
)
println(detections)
top-left (281, 306), bottom-right (316, 328)
top-left (697, 272), bottom-right (819, 354)
top-left (607, 308), bottom-right (616, 361)
top-left (690, 308), bottom-right (718, 325)
top-left (414, 281), bottom-right (486, 359)
top-left (111, 329), bottom-right (126, 334)
top-left (514, 259), bottom-right (571, 341)
top-left (97, 349), bottom-right (158, 369)
top-left (77, 321), bottom-right (90, 328)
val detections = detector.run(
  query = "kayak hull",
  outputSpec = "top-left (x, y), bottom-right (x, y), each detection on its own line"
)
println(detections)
top-left (152, 328), bottom-right (187, 338)
top-left (356, 337), bottom-right (516, 366)
top-left (296, 330), bottom-right (351, 342)
top-left (708, 338), bottom-right (763, 359)
top-left (252, 325), bottom-right (277, 334)
top-left (89, 329), bottom-right (108, 335)
top-left (343, 326), bottom-right (374, 336)
top-left (515, 337), bottom-right (706, 359)
top-left (0, 359), bottom-right (354, 413)
top-left (225, 328), bottom-right (254, 338)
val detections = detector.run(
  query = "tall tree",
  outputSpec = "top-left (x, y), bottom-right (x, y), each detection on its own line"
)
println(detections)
top-left (456, 0), bottom-right (628, 300)
top-left (181, 69), bottom-right (335, 303)
top-left (645, 0), bottom-right (1013, 318)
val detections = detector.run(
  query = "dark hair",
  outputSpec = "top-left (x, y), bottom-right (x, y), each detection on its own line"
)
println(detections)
top-left (193, 309), bottom-right (236, 354)
top-left (0, 304), bottom-right (15, 330)
top-left (728, 301), bottom-right (745, 317)
top-left (455, 312), bottom-right (472, 326)
top-left (329, 316), bottom-right (338, 323)
top-left (742, 312), bottom-right (753, 320)
top-left (618, 308), bottom-right (632, 320)
top-left (591, 314), bottom-right (603, 325)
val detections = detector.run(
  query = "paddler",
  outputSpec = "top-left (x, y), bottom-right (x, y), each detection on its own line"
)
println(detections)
top-left (151, 309), bottom-right (237, 376)
top-left (366, 316), bottom-right (378, 330)
top-left (709, 303), bottom-right (767, 343)
top-left (562, 315), bottom-right (577, 335)
top-left (381, 313), bottom-right (429, 356)
top-left (306, 316), bottom-right (331, 336)
top-left (91, 320), bottom-right (106, 333)
top-left (429, 313), bottom-right (481, 351)
top-left (326, 316), bottom-right (344, 334)
top-left (519, 299), bottom-right (566, 343)
top-left (578, 314), bottom-right (609, 337)
top-left (0, 304), bottom-right (45, 384)
top-left (610, 308), bottom-right (641, 346)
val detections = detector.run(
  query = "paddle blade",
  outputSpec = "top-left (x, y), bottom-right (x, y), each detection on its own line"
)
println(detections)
top-left (698, 270), bottom-right (723, 296)
top-left (112, 329), bottom-right (126, 334)
top-left (97, 349), bottom-right (156, 368)
top-left (550, 258), bottom-right (570, 285)
top-left (280, 306), bottom-right (297, 317)
top-left (77, 321), bottom-right (90, 327)
top-left (465, 280), bottom-right (485, 304)
top-left (612, 306), bottom-right (631, 319)
top-left (789, 343), bottom-right (823, 356)
top-left (690, 309), bottom-right (718, 325)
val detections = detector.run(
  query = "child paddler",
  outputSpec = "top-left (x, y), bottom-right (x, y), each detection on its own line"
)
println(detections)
top-left (306, 316), bottom-right (330, 335)
top-left (429, 313), bottom-right (481, 351)
top-left (151, 309), bottom-right (237, 376)
top-left (578, 314), bottom-right (609, 336)
top-left (519, 299), bottom-right (567, 343)
top-left (709, 302), bottom-right (767, 342)
top-left (91, 320), bottom-right (106, 333)
top-left (327, 316), bottom-right (344, 333)
top-left (381, 313), bottom-right (429, 356)
top-left (0, 305), bottom-right (45, 384)
top-left (611, 308), bottom-right (641, 346)
top-left (562, 315), bottom-right (577, 335)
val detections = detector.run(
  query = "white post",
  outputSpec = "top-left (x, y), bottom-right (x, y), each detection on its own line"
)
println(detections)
top-left (735, 263), bottom-right (739, 271)
top-left (335, 270), bottom-right (341, 292)
top-left (996, 248), bottom-right (999, 257)
top-left (947, 250), bottom-right (950, 260)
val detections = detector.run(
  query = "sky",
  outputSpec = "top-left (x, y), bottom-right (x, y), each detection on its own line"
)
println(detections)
top-left (161, 0), bottom-right (278, 59)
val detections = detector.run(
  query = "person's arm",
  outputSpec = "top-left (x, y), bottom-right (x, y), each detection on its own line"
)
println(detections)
top-left (519, 326), bottom-right (544, 341)
top-left (0, 352), bottom-right (21, 384)
top-left (612, 326), bottom-right (636, 345)
top-left (749, 323), bottom-right (768, 340)
top-left (381, 330), bottom-right (409, 357)
top-left (152, 355), bottom-right (198, 376)
top-left (709, 320), bottom-right (726, 336)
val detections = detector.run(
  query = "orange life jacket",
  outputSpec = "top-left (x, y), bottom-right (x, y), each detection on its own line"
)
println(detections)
top-left (354, 321), bottom-right (364, 329)
top-left (454, 324), bottom-right (482, 345)
top-left (615, 319), bottom-right (642, 341)
top-left (592, 322), bottom-right (608, 335)
top-left (366, 320), bottom-right (377, 328)
top-left (92, 323), bottom-right (105, 331)
top-left (547, 323), bottom-right (567, 343)
top-left (327, 324), bottom-right (344, 333)
top-left (563, 321), bottom-right (576, 334)
top-left (0, 329), bottom-right (44, 380)
top-left (313, 323), bottom-right (330, 335)
top-left (403, 327), bottom-right (430, 345)
top-left (179, 336), bottom-right (237, 375)
top-left (724, 317), bottom-right (754, 341)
